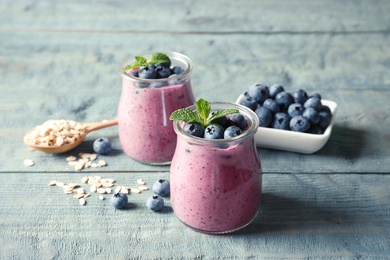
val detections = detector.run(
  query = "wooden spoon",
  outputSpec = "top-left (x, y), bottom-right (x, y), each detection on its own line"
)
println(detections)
top-left (23, 118), bottom-right (118, 154)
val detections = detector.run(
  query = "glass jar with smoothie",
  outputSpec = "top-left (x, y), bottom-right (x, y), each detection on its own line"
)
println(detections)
top-left (118, 52), bottom-right (195, 165)
top-left (170, 102), bottom-right (262, 234)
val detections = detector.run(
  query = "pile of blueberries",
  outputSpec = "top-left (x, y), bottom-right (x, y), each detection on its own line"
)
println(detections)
top-left (238, 84), bottom-right (332, 134)
top-left (130, 62), bottom-right (185, 88)
top-left (184, 113), bottom-right (248, 140)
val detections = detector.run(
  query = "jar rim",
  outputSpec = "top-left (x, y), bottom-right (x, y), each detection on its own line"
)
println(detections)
top-left (119, 51), bottom-right (193, 83)
top-left (173, 102), bottom-right (259, 146)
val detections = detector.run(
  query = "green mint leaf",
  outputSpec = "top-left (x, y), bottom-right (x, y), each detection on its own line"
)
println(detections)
top-left (123, 65), bottom-right (132, 71)
top-left (169, 108), bottom-right (202, 124)
top-left (195, 98), bottom-right (211, 125)
top-left (147, 52), bottom-right (171, 65)
top-left (206, 108), bottom-right (239, 125)
top-left (130, 56), bottom-right (148, 69)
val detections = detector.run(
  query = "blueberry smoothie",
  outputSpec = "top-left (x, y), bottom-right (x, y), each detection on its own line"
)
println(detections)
top-left (118, 52), bottom-right (195, 164)
top-left (170, 103), bottom-right (262, 233)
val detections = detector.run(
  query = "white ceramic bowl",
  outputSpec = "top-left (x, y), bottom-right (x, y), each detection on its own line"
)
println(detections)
top-left (235, 95), bottom-right (338, 154)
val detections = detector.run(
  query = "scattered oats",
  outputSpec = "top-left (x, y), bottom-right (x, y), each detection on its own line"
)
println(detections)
top-left (99, 195), bottom-right (104, 201)
top-left (91, 163), bottom-right (99, 168)
top-left (90, 185), bottom-right (97, 193)
top-left (63, 188), bottom-right (74, 194)
top-left (106, 178), bottom-right (115, 183)
top-left (68, 161), bottom-right (78, 166)
top-left (97, 188), bottom-right (106, 194)
top-left (73, 194), bottom-right (84, 199)
top-left (68, 183), bottom-right (79, 188)
top-left (23, 159), bottom-right (35, 167)
top-left (131, 188), bottom-right (141, 194)
top-left (81, 176), bottom-right (89, 183)
top-left (56, 181), bottom-right (65, 187)
top-left (84, 161), bottom-right (92, 168)
top-left (48, 180), bottom-right (57, 186)
top-left (84, 193), bottom-right (91, 198)
top-left (79, 153), bottom-right (91, 159)
top-left (105, 188), bottom-right (112, 194)
top-left (115, 186), bottom-right (122, 193)
top-left (137, 179), bottom-right (145, 185)
top-left (98, 160), bottom-right (107, 166)
top-left (74, 163), bottom-right (84, 171)
top-left (94, 182), bottom-right (103, 188)
top-left (76, 188), bottom-right (85, 194)
top-left (120, 188), bottom-right (129, 194)
top-left (66, 156), bottom-right (77, 161)
top-left (79, 198), bottom-right (86, 206)
top-left (90, 154), bottom-right (97, 161)
top-left (102, 182), bottom-right (114, 188)
top-left (94, 176), bottom-right (102, 181)
top-left (138, 185), bottom-right (149, 191)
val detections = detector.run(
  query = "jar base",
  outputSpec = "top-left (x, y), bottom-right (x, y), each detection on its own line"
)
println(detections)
top-left (175, 212), bottom-right (259, 235)
top-left (130, 157), bottom-right (171, 166)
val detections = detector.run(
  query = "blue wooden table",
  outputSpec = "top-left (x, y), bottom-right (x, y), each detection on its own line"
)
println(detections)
top-left (1, 1), bottom-right (389, 259)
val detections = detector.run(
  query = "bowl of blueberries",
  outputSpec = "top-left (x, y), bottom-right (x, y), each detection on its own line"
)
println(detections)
top-left (236, 83), bottom-right (337, 154)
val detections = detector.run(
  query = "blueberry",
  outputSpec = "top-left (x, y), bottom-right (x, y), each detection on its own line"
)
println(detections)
top-left (290, 115), bottom-right (311, 132)
top-left (130, 70), bottom-right (139, 77)
top-left (307, 125), bottom-right (324, 135)
top-left (310, 93), bottom-right (322, 100)
top-left (227, 113), bottom-right (247, 130)
top-left (224, 126), bottom-right (243, 139)
top-left (275, 91), bottom-right (294, 111)
top-left (111, 193), bottom-right (128, 209)
top-left (204, 124), bottom-right (224, 139)
top-left (320, 105), bottom-right (332, 114)
top-left (271, 112), bottom-right (291, 130)
top-left (269, 84), bottom-right (285, 99)
top-left (152, 179), bottom-right (170, 197)
top-left (318, 111), bottom-right (332, 129)
top-left (255, 106), bottom-right (272, 127)
top-left (238, 93), bottom-right (258, 111)
top-left (304, 97), bottom-right (322, 111)
top-left (138, 65), bottom-right (157, 79)
top-left (183, 123), bottom-right (205, 138)
top-left (171, 66), bottom-right (184, 75)
top-left (262, 98), bottom-right (280, 114)
top-left (293, 89), bottom-right (309, 104)
top-left (248, 83), bottom-right (269, 104)
top-left (155, 64), bottom-right (171, 79)
top-left (93, 137), bottom-right (112, 155)
top-left (208, 112), bottom-right (228, 128)
top-left (146, 196), bottom-right (164, 211)
top-left (150, 82), bottom-right (168, 88)
top-left (287, 103), bottom-right (304, 117)
top-left (302, 108), bottom-right (320, 124)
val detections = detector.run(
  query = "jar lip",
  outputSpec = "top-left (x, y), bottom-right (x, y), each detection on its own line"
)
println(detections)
top-left (119, 51), bottom-right (193, 83)
top-left (173, 102), bottom-right (259, 146)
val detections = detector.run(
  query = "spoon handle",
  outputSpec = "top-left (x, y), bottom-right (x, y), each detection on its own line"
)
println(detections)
top-left (85, 118), bottom-right (118, 132)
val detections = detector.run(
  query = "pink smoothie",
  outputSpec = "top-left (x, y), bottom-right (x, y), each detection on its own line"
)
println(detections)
top-left (118, 77), bottom-right (195, 164)
top-left (170, 136), bottom-right (262, 233)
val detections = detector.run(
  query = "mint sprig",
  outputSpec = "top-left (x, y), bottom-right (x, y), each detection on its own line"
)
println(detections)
top-left (123, 52), bottom-right (171, 71)
top-left (169, 98), bottom-right (239, 127)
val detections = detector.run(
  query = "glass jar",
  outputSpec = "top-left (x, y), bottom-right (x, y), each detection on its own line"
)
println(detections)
top-left (118, 52), bottom-right (195, 165)
top-left (170, 103), bottom-right (262, 234)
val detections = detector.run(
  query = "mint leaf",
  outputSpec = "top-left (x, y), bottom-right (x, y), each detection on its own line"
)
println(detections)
top-left (207, 108), bottom-right (239, 125)
top-left (123, 65), bottom-right (132, 71)
top-left (147, 53), bottom-right (170, 65)
top-left (130, 56), bottom-right (148, 69)
top-left (169, 108), bottom-right (202, 124)
top-left (195, 98), bottom-right (211, 125)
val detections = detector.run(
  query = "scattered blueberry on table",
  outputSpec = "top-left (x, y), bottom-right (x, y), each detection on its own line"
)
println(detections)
top-left (93, 137), bottom-right (112, 154)
top-left (111, 193), bottom-right (128, 209)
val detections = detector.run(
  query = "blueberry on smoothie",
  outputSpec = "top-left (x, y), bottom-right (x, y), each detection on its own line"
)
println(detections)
top-left (183, 123), bottom-right (205, 138)
top-left (204, 124), bottom-right (224, 139)
top-left (171, 66), bottom-right (184, 75)
top-left (152, 179), bottom-right (170, 197)
top-left (138, 65), bottom-right (157, 79)
top-left (208, 112), bottom-right (228, 128)
top-left (227, 113), bottom-right (247, 130)
top-left (155, 64), bottom-right (171, 78)
top-left (224, 126), bottom-right (243, 139)
top-left (290, 115), bottom-right (311, 132)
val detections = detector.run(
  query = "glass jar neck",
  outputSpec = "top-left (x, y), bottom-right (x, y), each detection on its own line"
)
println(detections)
top-left (173, 102), bottom-right (259, 148)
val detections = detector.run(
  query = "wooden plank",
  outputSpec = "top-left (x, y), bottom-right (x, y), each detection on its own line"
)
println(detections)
top-left (0, 173), bottom-right (389, 258)
top-left (1, 0), bottom-right (390, 33)
top-left (0, 32), bottom-right (389, 173)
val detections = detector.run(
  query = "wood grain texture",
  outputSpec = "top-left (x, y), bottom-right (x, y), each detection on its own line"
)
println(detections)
top-left (0, 173), bottom-right (389, 259)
